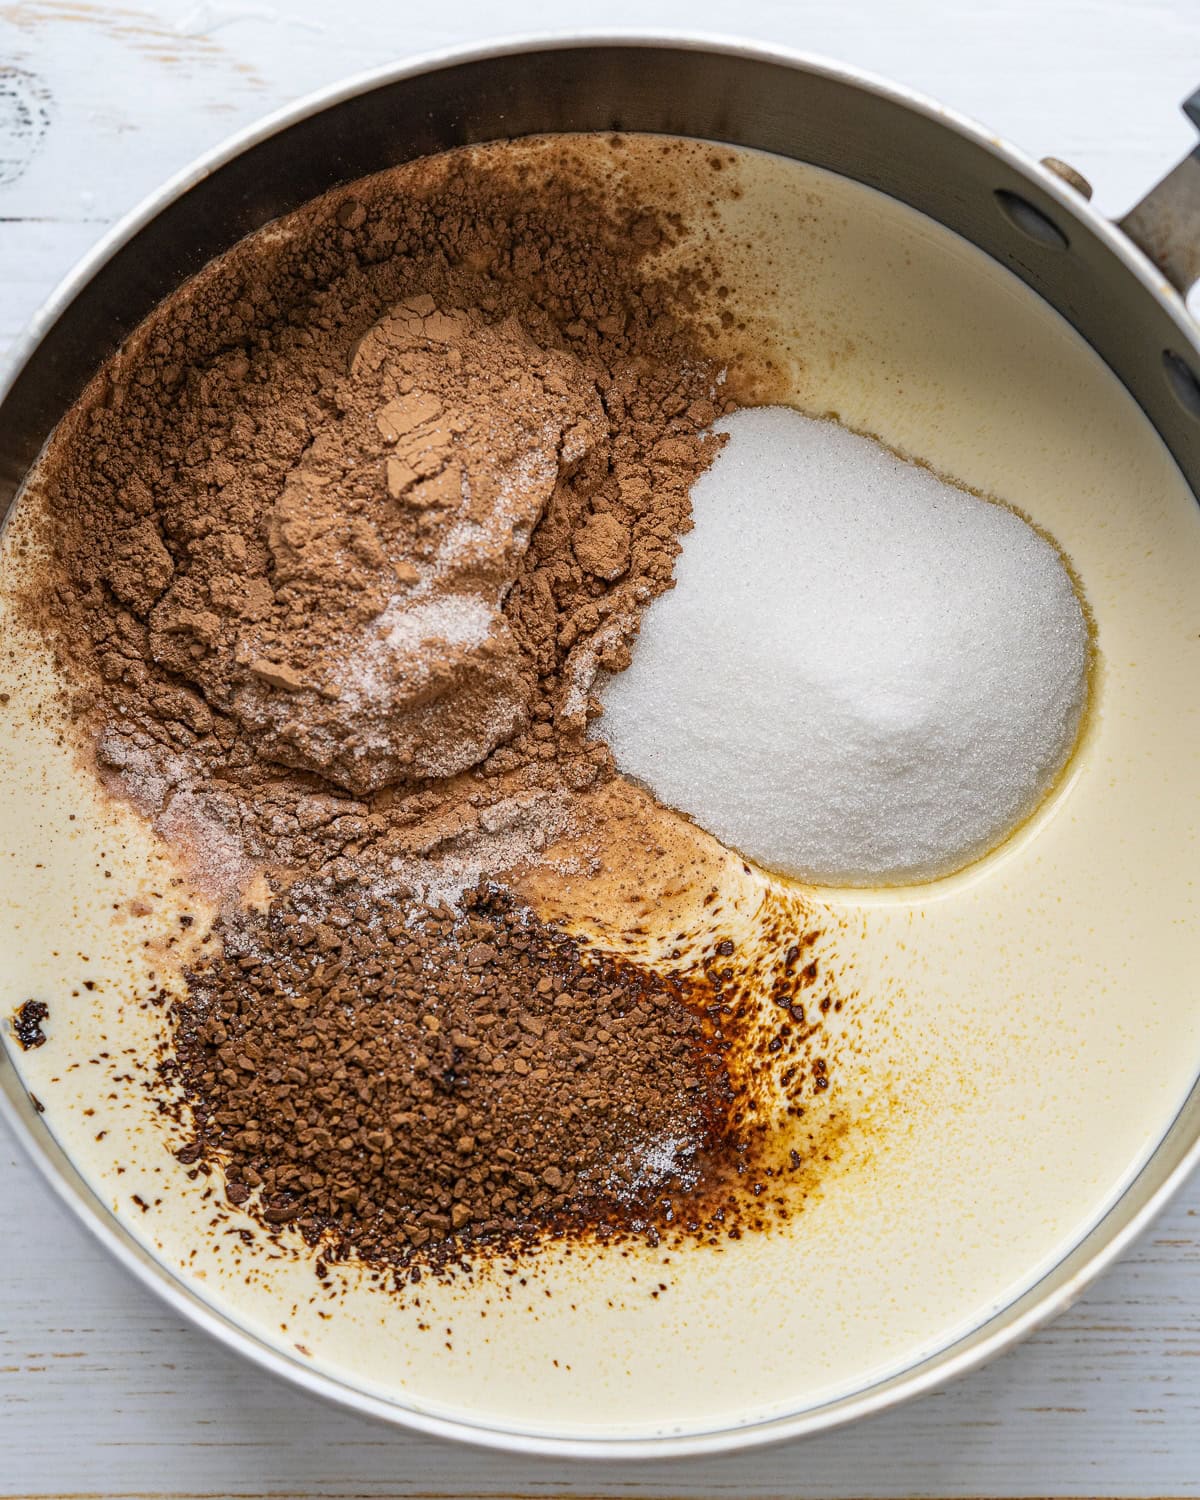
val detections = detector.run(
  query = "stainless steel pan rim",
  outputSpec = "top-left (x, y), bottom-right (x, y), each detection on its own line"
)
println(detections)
top-left (2, 30), bottom-right (1199, 1460)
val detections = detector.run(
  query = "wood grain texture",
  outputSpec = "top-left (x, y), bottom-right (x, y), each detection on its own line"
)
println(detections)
top-left (2, 2), bottom-right (1200, 1496)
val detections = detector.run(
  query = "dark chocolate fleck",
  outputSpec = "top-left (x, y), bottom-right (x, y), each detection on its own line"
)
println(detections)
top-left (12, 1000), bottom-right (49, 1051)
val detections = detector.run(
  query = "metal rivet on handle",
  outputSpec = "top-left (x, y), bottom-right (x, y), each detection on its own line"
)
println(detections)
top-left (1040, 157), bottom-right (1094, 200)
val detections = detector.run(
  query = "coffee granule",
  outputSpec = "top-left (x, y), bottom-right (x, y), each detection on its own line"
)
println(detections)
top-left (168, 882), bottom-right (752, 1265)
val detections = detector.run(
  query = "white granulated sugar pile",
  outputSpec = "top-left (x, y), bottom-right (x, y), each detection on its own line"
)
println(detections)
top-left (599, 406), bottom-right (1090, 886)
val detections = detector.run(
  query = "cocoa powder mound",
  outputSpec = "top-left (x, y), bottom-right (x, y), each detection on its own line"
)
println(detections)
top-left (22, 136), bottom-right (728, 894)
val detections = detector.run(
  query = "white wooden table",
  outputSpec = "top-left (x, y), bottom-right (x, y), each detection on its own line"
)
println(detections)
top-left (2, 2), bottom-right (1200, 1495)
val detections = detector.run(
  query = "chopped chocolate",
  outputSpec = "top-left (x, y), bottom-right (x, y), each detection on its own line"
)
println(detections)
top-left (12, 1000), bottom-right (49, 1051)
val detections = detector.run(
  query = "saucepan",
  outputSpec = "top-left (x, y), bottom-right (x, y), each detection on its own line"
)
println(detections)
top-left (1, 35), bottom-right (1199, 1457)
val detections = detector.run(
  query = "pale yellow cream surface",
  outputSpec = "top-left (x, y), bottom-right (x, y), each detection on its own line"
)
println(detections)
top-left (1, 138), bottom-right (1198, 1439)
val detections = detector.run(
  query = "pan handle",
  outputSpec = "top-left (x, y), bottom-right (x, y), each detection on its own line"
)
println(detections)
top-left (1116, 86), bottom-right (1200, 295)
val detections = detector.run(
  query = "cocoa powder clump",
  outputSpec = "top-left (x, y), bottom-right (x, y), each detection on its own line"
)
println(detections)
top-left (157, 297), bottom-right (607, 794)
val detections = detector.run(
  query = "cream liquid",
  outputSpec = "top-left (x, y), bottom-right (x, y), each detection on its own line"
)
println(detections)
top-left (2, 138), bottom-right (1199, 1440)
